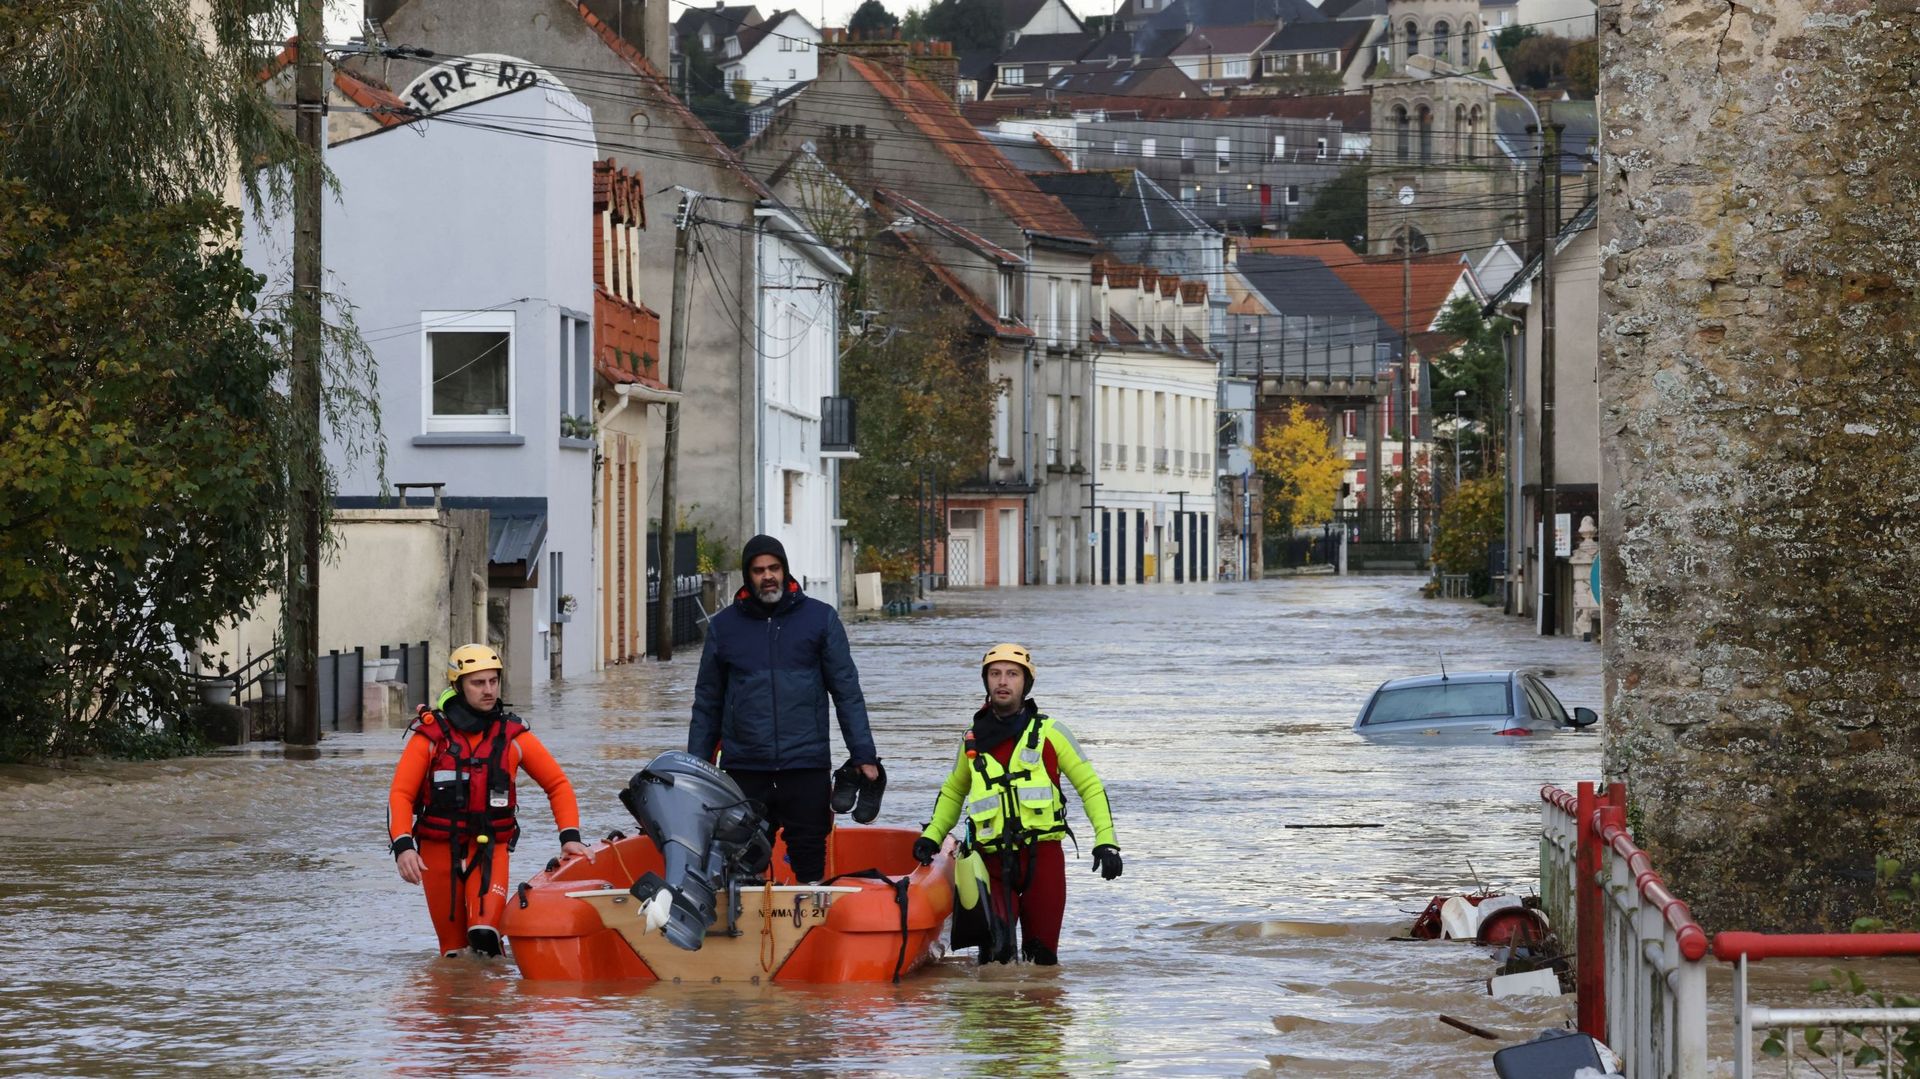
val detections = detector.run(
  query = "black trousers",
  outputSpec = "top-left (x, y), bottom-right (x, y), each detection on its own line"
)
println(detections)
top-left (725, 768), bottom-right (832, 883)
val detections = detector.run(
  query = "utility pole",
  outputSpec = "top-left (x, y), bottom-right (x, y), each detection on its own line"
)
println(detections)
top-left (654, 191), bottom-right (701, 661)
top-left (1399, 204), bottom-right (1414, 543)
top-left (285, 0), bottom-right (325, 747)
top-left (1537, 120), bottom-right (1564, 636)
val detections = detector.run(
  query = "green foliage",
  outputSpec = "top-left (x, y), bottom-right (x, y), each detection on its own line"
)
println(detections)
top-left (1433, 294), bottom-right (1511, 470)
top-left (1290, 164), bottom-right (1368, 251)
top-left (679, 38), bottom-right (751, 146)
top-left (1431, 477), bottom-right (1503, 589)
top-left (0, 185), bottom-right (292, 761)
top-left (1501, 33), bottom-right (1597, 96)
top-left (1777, 856), bottom-right (1920, 1073)
top-left (0, 0), bottom-right (303, 212)
top-left (848, 0), bottom-right (901, 36)
top-left (919, 0), bottom-right (1006, 53)
top-left (839, 257), bottom-right (995, 584)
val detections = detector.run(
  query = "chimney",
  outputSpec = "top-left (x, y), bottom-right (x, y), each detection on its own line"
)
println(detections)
top-left (909, 40), bottom-right (960, 98)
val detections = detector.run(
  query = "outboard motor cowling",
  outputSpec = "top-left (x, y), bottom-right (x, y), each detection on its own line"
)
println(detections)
top-left (617, 752), bottom-right (771, 951)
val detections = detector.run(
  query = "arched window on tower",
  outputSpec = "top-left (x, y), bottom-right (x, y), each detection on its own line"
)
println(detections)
top-left (1417, 105), bottom-right (1433, 162)
top-left (1395, 226), bottom-right (1431, 254)
top-left (1394, 105), bottom-right (1410, 160)
top-left (1467, 104), bottom-right (1482, 159)
top-left (1453, 105), bottom-right (1467, 162)
top-left (1403, 19), bottom-right (1421, 61)
top-left (1433, 20), bottom-right (1451, 63)
top-left (1462, 20), bottom-right (1477, 65)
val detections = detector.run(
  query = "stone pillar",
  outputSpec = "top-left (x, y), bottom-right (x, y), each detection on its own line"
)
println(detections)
top-left (1601, 0), bottom-right (1920, 929)
top-left (1567, 515), bottom-right (1600, 642)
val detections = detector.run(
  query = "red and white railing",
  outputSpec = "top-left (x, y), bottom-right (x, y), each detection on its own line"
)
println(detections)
top-left (1713, 931), bottom-right (1920, 1077)
top-left (1541, 782), bottom-right (1709, 1078)
top-left (1544, 783), bottom-right (1920, 1077)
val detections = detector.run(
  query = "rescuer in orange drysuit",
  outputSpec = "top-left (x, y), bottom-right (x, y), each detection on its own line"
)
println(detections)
top-left (386, 644), bottom-right (590, 957)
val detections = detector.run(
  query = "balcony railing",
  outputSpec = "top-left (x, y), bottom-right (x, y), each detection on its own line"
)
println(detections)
top-left (1154, 448), bottom-right (1169, 472)
top-left (1174, 449), bottom-right (1186, 472)
top-left (821, 395), bottom-right (856, 452)
top-left (1046, 436), bottom-right (1060, 466)
top-left (1135, 445), bottom-right (1147, 471)
top-left (1101, 441), bottom-right (1112, 467)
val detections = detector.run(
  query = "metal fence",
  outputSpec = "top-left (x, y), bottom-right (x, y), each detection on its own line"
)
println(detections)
top-left (1541, 782), bottom-right (1709, 1078)
top-left (317, 648), bottom-right (364, 732)
top-left (1335, 507), bottom-right (1432, 544)
top-left (379, 640), bottom-right (430, 711)
top-left (1714, 933), bottom-right (1920, 1076)
top-left (1264, 525), bottom-right (1340, 570)
top-left (645, 573), bottom-right (704, 654)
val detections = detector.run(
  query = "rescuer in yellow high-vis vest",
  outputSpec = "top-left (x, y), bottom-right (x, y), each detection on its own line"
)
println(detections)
top-left (912, 644), bottom-right (1121, 965)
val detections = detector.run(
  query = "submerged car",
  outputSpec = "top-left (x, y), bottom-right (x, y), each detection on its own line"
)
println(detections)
top-left (1353, 670), bottom-right (1599, 737)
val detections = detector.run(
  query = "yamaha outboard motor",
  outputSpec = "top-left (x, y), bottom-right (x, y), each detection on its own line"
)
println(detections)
top-left (618, 751), bottom-right (771, 951)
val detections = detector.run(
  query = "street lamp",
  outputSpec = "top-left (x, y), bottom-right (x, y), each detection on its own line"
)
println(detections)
top-left (1453, 388), bottom-right (1467, 490)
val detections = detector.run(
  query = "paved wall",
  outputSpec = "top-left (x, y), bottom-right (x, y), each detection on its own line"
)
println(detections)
top-left (1600, 0), bottom-right (1920, 929)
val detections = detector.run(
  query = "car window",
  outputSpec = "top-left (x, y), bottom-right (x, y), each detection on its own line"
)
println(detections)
top-left (1364, 682), bottom-right (1511, 724)
top-left (1523, 677), bottom-right (1572, 726)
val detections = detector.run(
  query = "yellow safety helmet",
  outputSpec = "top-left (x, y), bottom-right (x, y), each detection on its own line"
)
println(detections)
top-left (980, 643), bottom-right (1035, 690)
top-left (446, 643), bottom-right (503, 685)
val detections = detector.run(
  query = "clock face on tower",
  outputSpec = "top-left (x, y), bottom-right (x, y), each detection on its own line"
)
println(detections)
top-left (1397, 186), bottom-right (1416, 206)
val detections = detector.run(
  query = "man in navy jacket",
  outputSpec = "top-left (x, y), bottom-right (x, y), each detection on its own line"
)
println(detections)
top-left (689, 535), bottom-right (879, 882)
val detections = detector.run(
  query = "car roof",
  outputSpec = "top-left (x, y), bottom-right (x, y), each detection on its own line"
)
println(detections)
top-left (1375, 671), bottom-right (1516, 691)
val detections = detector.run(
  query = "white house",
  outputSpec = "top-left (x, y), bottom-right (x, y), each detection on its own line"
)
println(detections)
top-left (246, 79), bottom-right (601, 690)
top-left (723, 10), bottom-right (820, 103)
top-left (752, 205), bottom-right (854, 604)
top-left (1091, 263), bottom-right (1221, 584)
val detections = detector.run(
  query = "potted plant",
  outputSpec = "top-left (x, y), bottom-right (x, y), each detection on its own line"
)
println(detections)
top-left (199, 651), bottom-right (235, 706)
top-left (557, 593), bottom-right (578, 624)
top-left (261, 655), bottom-right (287, 700)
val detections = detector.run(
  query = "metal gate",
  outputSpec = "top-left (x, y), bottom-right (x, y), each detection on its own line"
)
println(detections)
top-left (947, 534), bottom-right (975, 587)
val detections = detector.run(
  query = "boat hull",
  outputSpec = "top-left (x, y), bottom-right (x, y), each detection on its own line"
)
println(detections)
top-left (501, 824), bottom-right (953, 983)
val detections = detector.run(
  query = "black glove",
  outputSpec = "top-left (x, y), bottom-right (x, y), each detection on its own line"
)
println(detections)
top-left (912, 837), bottom-right (939, 866)
top-left (1091, 844), bottom-right (1123, 881)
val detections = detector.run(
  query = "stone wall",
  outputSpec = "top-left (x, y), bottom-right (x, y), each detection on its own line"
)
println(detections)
top-left (1599, 0), bottom-right (1920, 930)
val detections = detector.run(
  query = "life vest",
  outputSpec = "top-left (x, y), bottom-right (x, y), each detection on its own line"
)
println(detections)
top-left (962, 714), bottom-right (1069, 851)
top-left (408, 705), bottom-right (528, 847)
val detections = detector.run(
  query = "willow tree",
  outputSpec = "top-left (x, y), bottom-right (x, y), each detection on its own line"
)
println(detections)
top-left (0, 1), bottom-right (341, 759)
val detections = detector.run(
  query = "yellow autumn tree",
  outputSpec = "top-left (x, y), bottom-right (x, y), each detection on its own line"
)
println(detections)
top-left (1251, 402), bottom-right (1345, 532)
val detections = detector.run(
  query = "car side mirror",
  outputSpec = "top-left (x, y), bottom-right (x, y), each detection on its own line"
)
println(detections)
top-left (1571, 707), bottom-right (1599, 728)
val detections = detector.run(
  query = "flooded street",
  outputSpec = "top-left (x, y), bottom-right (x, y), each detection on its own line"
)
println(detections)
top-left (0, 576), bottom-right (1609, 1076)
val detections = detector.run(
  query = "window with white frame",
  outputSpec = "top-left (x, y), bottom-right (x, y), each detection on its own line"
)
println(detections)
top-left (1215, 135), bottom-right (1231, 171)
top-left (1215, 185), bottom-right (1227, 205)
top-left (1047, 277), bottom-right (1061, 345)
top-left (1315, 136), bottom-right (1328, 159)
top-left (1001, 65), bottom-right (1025, 85)
top-left (424, 311), bottom-right (514, 433)
top-left (1271, 134), bottom-right (1286, 161)
top-left (1068, 395), bottom-right (1083, 466)
top-left (1046, 395), bottom-right (1062, 465)
top-left (799, 38), bottom-right (810, 50)
top-left (1222, 57), bottom-right (1248, 78)
top-left (1286, 184), bottom-right (1301, 205)
top-left (1114, 137), bottom-right (1130, 157)
top-left (780, 35), bottom-right (791, 50)
top-left (1066, 281), bottom-right (1079, 348)
top-left (1181, 136), bottom-right (1195, 159)
top-left (1141, 137), bottom-right (1156, 158)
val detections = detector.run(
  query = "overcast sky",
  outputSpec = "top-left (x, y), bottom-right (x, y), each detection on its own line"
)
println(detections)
top-left (329, 0), bottom-right (1104, 50)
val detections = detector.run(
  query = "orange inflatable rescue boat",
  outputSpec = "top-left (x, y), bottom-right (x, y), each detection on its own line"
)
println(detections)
top-left (501, 752), bottom-right (953, 984)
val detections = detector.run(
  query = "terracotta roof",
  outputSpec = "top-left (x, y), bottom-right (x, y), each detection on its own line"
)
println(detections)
top-left (1183, 328), bottom-right (1211, 356)
top-left (1030, 131), bottom-right (1075, 170)
top-left (1104, 310), bottom-right (1144, 345)
top-left (1240, 236), bottom-right (1361, 265)
top-left (887, 228), bottom-right (1034, 339)
top-left (1330, 253), bottom-right (1470, 338)
top-left (873, 188), bottom-right (1024, 264)
top-left (575, 3), bottom-right (774, 201)
top-left (841, 55), bottom-right (1093, 242)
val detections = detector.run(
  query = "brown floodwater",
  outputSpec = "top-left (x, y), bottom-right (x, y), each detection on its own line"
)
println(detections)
top-left (7, 575), bottom-right (1800, 1077)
